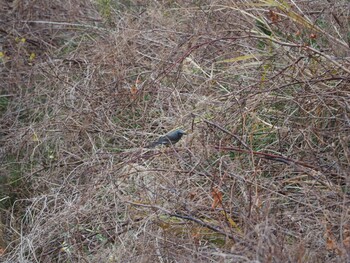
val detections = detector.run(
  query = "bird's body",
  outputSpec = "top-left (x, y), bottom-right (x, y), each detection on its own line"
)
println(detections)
top-left (147, 129), bottom-right (186, 148)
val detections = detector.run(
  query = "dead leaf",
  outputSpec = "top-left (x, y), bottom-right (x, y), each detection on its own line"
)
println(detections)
top-left (325, 227), bottom-right (337, 250)
top-left (211, 187), bottom-right (223, 209)
top-left (343, 226), bottom-right (350, 250)
top-left (310, 33), bottom-right (317, 39)
top-left (325, 226), bottom-right (342, 255)
top-left (268, 10), bottom-right (279, 23)
top-left (188, 191), bottom-right (196, 200)
top-left (220, 210), bottom-right (240, 231)
top-left (130, 85), bottom-right (138, 100)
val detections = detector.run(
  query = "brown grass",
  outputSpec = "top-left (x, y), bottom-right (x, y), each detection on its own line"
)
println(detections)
top-left (1, 0), bottom-right (349, 262)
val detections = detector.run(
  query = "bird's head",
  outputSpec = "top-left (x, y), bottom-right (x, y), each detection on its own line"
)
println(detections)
top-left (176, 129), bottom-right (187, 136)
top-left (165, 129), bottom-right (187, 141)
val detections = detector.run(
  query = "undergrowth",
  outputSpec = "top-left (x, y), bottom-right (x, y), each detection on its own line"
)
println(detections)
top-left (1, 0), bottom-right (349, 262)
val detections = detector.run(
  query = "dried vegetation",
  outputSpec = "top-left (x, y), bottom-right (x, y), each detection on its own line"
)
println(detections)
top-left (1, 0), bottom-right (350, 262)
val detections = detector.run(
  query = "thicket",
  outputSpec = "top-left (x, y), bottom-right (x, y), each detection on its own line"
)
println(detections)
top-left (1, 0), bottom-right (349, 262)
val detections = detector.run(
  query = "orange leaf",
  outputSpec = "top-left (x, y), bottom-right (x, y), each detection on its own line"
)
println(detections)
top-left (326, 235), bottom-right (337, 250)
top-left (191, 228), bottom-right (201, 245)
top-left (343, 226), bottom-right (350, 250)
top-left (130, 85), bottom-right (138, 100)
top-left (325, 227), bottom-right (337, 250)
top-left (211, 187), bottom-right (223, 209)
top-left (188, 191), bottom-right (196, 200)
top-left (268, 10), bottom-right (279, 23)
top-left (130, 85), bottom-right (137, 95)
top-left (310, 33), bottom-right (317, 39)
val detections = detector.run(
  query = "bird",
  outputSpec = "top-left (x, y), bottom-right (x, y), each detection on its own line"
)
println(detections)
top-left (147, 129), bottom-right (187, 148)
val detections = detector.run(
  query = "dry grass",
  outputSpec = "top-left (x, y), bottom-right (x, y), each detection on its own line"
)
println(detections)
top-left (1, 0), bottom-right (350, 262)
